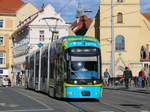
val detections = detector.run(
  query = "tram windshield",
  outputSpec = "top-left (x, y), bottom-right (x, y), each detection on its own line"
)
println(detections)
top-left (69, 56), bottom-right (99, 80)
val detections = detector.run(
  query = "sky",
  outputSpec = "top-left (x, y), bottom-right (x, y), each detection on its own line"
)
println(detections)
top-left (23, 0), bottom-right (150, 23)
top-left (141, 0), bottom-right (150, 13)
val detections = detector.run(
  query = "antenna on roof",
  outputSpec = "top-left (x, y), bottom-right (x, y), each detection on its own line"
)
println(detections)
top-left (76, 0), bottom-right (83, 18)
top-left (41, 0), bottom-right (45, 9)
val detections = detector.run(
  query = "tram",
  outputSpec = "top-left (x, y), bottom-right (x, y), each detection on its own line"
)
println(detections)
top-left (25, 36), bottom-right (103, 100)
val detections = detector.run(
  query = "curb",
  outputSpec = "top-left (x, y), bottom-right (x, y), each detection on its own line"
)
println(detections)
top-left (104, 87), bottom-right (150, 94)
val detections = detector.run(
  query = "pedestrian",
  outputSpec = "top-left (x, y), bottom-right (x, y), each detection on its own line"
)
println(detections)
top-left (134, 76), bottom-right (138, 87)
top-left (16, 72), bottom-right (21, 86)
top-left (103, 68), bottom-right (110, 86)
top-left (123, 66), bottom-right (132, 89)
top-left (128, 67), bottom-right (133, 87)
top-left (139, 68), bottom-right (145, 88)
top-left (137, 73), bottom-right (142, 88)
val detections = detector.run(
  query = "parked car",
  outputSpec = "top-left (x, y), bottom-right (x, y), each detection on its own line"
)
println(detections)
top-left (2, 76), bottom-right (9, 87)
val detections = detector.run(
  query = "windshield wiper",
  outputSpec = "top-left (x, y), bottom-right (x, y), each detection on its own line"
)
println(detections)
top-left (71, 70), bottom-right (80, 79)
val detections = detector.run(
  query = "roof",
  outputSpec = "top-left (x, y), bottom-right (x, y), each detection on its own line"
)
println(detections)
top-left (71, 15), bottom-right (93, 36)
top-left (142, 13), bottom-right (150, 22)
top-left (0, 0), bottom-right (24, 14)
top-left (11, 9), bottom-right (44, 38)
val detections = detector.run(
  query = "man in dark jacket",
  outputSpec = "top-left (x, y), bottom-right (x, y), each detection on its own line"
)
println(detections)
top-left (123, 66), bottom-right (132, 89)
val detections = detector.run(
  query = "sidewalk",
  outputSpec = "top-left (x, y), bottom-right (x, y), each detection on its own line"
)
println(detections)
top-left (104, 86), bottom-right (150, 94)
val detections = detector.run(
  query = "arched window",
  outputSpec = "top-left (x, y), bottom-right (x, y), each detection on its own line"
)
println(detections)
top-left (115, 35), bottom-right (125, 51)
top-left (117, 12), bottom-right (123, 23)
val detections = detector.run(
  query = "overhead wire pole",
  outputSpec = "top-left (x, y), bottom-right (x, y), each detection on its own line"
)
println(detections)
top-left (111, 0), bottom-right (115, 86)
top-left (41, 17), bottom-right (62, 92)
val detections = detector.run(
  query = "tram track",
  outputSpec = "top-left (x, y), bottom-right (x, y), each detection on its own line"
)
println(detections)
top-left (66, 101), bottom-right (91, 112)
top-left (66, 100), bottom-right (128, 112)
top-left (9, 87), bottom-right (150, 112)
top-left (100, 101), bottom-right (127, 112)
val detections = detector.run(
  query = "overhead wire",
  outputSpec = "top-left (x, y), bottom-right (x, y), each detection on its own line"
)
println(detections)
top-left (57, 0), bottom-right (73, 13)
top-left (100, 3), bottom-right (150, 23)
top-left (100, 3), bottom-right (149, 16)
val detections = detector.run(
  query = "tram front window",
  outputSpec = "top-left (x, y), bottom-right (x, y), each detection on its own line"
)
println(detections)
top-left (69, 56), bottom-right (99, 80)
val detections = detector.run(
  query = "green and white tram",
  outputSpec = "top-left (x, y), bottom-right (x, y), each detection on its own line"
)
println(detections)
top-left (25, 36), bottom-right (103, 100)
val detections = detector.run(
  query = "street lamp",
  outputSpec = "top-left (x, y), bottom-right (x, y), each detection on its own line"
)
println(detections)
top-left (41, 17), bottom-right (63, 42)
top-left (111, 0), bottom-right (115, 86)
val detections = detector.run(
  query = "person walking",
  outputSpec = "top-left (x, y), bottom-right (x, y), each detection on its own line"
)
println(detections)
top-left (137, 73), bottom-right (142, 88)
top-left (128, 67), bottom-right (133, 87)
top-left (123, 66), bottom-right (132, 89)
top-left (103, 68), bottom-right (110, 86)
top-left (139, 68), bottom-right (145, 88)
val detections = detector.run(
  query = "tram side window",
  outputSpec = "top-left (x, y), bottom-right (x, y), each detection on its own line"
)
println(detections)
top-left (35, 52), bottom-right (40, 79)
top-left (54, 59), bottom-right (58, 76)
top-left (30, 56), bottom-right (34, 81)
top-left (44, 51), bottom-right (48, 78)
top-left (50, 61), bottom-right (54, 79)
top-left (58, 56), bottom-right (63, 74)
top-left (41, 51), bottom-right (48, 82)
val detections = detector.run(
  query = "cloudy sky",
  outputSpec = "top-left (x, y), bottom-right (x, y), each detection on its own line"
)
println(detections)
top-left (23, 0), bottom-right (150, 22)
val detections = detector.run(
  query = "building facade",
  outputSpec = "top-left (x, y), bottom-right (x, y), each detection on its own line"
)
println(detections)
top-left (0, 0), bottom-right (24, 79)
top-left (11, 4), bottom-right (69, 77)
top-left (96, 0), bottom-right (150, 77)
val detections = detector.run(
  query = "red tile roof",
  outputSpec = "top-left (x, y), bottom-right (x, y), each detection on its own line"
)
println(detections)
top-left (142, 13), bottom-right (150, 22)
top-left (0, 0), bottom-right (24, 14)
top-left (71, 15), bottom-right (93, 35)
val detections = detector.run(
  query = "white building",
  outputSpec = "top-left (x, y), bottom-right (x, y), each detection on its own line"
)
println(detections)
top-left (11, 4), bottom-right (69, 76)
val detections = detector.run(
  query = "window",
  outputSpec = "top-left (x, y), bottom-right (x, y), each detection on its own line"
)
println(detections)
top-left (117, 0), bottom-right (123, 2)
top-left (39, 30), bottom-right (44, 41)
top-left (117, 12), bottom-right (123, 23)
top-left (0, 52), bottom-right (5, 64)
top-left (115, 35), bottom-right (125, 51)
top-left (0, 69), bottom-right (3, 74)
top-left (0, 20), bottom-right (4, 28)
top-left (53, 32), bottom-right (59, 41)
top-left (0, 37), bottom-right (4, 45)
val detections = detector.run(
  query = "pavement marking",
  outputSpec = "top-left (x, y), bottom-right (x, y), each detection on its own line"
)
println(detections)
top-left (100, 111), bottom-right (114, 112)
top-left (141, 110), bottom-right (150, 112)
top-left (12, 89), bottom-right (54, 111)
top-left (0, 108), bottom-right (53, 112)
top-left (101, 101), bottom-right (127, 112)
top-left (8, 104), bottom-right (19, 107)
top-left (0, 103), bottom-right (19, 108)
top-left (0, 103), bottom-right (6, 107)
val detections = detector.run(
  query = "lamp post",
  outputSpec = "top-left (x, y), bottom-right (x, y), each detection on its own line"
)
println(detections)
top-left (111, 0), bottom-right (115, 86)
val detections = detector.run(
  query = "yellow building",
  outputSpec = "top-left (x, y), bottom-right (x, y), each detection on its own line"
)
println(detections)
top-left (0, 0), bottom-right (24, 79)
top-left (0, 0), bottom-right (38, 83)
top-left (95, 0), bottom-right (150, 77)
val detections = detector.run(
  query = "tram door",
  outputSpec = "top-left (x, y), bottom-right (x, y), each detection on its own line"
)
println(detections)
top-left (35, 51), bottom-right (40, 91)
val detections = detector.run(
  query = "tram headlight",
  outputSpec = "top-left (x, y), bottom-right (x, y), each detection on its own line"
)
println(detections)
top-left (93, 80), bottom-right (97, 84)
top-left (74, 80), bottom-right (78, 84)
